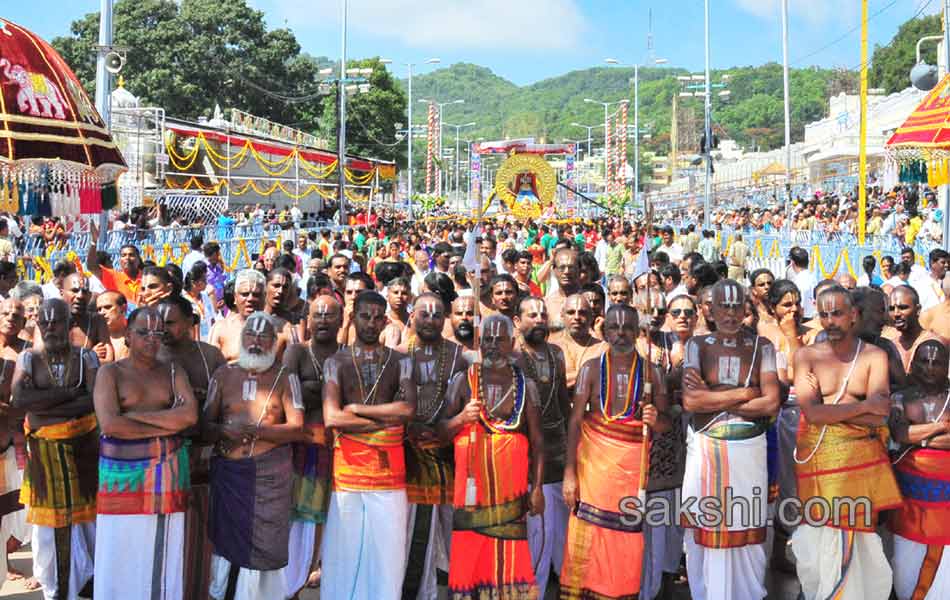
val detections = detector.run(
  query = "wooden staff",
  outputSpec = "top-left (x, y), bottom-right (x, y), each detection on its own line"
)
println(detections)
top-left (465, 184), bottom-right (485, 506)
top-left (638, 200), bottom-right (654, 505)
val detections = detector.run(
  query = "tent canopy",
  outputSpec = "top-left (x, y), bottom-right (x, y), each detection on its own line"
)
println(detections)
top-left (887, 73), bottom-right (950, 148)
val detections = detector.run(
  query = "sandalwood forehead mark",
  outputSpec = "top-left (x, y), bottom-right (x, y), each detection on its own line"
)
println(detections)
top-left (527, 299), bottom-right (546, 315)
top-left (420, 300), bottom-right (439, 315)
top-left (249, 317), bottom-right (267, 333)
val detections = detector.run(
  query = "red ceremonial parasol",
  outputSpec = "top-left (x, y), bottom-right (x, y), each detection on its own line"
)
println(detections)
top-left (886, 73), bottom-right (950, 155)
top-left (0, 17), bottom-right (125, 216)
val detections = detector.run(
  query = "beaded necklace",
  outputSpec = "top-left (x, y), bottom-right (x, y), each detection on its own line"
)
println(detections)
top-left (409, 338), bottom-right (451, 424)
top-left (599, 351), bottom-right (642, 423)
top-left (474, 364), bottom-right (526, 432)
top-left (521, 344), bottom-right (558, 416)
top-left (45, 348), bottom-right (73, 387)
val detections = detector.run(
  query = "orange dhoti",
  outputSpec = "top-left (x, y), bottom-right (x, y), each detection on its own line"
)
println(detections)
top-left (560, 413), bottom-right (645, 600)
top-left (890, 447), bottom-right (950, 600)
top-left (448, 423), bottom-right (537, 600)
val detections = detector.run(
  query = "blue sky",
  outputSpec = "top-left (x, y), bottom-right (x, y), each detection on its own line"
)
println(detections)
top-left (4, 0), bottom-right (943, 85)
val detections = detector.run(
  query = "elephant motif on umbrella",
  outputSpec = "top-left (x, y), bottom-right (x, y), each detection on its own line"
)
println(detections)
top-left (0, 57), bottom-right (67, 120)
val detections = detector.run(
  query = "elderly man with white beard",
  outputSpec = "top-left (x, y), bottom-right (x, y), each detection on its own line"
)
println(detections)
top-left (202, 312), bottom-right (304, 600)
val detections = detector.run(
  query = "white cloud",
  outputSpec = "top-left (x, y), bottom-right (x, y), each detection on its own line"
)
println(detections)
top-left (733, 0), bottom-right (855, 26)
top-left (268, 0), bottom-right (588, 51)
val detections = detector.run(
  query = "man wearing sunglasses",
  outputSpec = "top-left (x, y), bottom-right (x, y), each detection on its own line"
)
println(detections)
top-left (681, 280), bottom-right (780, 600)
top-left (92, 306), bottom-right (199, 600)
top-left (12, 299), bottom-right (100, 600)
top-left (203, 311), bottom-right (303, 600)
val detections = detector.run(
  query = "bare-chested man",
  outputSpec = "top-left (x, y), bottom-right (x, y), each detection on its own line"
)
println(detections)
top-left (95, 291), bottom-right (129, 360)
top-left (0, 299), bottom-right (26, 580)
top-left (791, 285), bottom-right (902, 600)
top-left (321, 290), bottom-right (416, 599)
top-left (885, 285), bottom-right (942, 373)
top-left (513, 296), bottom-right (571, 595)
top-left (157, 295), bottom-right (226, 600)
top-left (607, 274), bottom-right (634, 307)
top-left (561, 304), bottom-right (669, 599)
top-left (209, 269), bottom-right (265, 363)
top-left (888, 341), bottom-right (950, 600)
top-left (203, 311), bottom-right (303, 600)
top-left (545, 248), bottom-right (581, 332)
top-left (92, 306), bottom-right (198, 600)
top-left (636, 288), bottom-right (670, 370)
top-left (681, 279), bottom-right (780, 600)
top-left (11, 299), bottom-right (99, 600)
top-left (281, 295), bottom-right (342, 596)
top-left (447, 296), bottom-right (477, 355)
top-left (439, 313), bottom-right (545, 599)
top-left (919, 274), bottom-right (950, 339)
top-left (398, 293), bottom-right (466, 600)
top-left (549, 295), bottom-right (607, 396)
top-left (381, 276), bottom-right (412, 349)
top-left (264, 268), bottom-right (306, 345)
top-left (488, 274), bottom-right (519, 321)
top-left (61, 272), bottom-right (113, 363)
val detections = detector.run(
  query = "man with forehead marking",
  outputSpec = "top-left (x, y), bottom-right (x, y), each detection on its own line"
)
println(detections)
top-left (636, 288), bottom-right (670, 371)
top-left (281, 295), bottom-right (343, 596)
top-left (887, 341), bottom-right (950, 600)
top-left (438, 313), bottom-right (545, 599)
top-left (561, 304), bottom-right (670, 599)
top-left (545, 247), bottom-right (582, 332)
top-left (397, 292), bottom-right (466, 600)
top-left (446, 296), bottom-right (478, 355)
top-left (92, 306), bottom-right (199, 599)
top-left (513, 295), bottom-right (571, 595)
top-left (791, 286), bottom-right (901, 600)
top-left (884, 285), bottom-right (943, 373)
top-left (321, 290), bottom-right (417, 599)
top-left (61, 272), bottom-right (113, 363)
top-left (203, 311), bottom-right (303, 600)
top-left (262, 268), bottom-right (305, 348)
top-left (548, 294), bottom-right (607, 397)
top-left (11, 299), bottom-right (100, 600)
top-left (680, 279), bottom-right (780, 600)
top-left (0, 298), bottom-right (27, 580)
top-left (209, 270), bottom-right (267, 363)
top-left (381, 276), bottom-right (413, 350)
top-left (156, 295), bottom-right (227, 600)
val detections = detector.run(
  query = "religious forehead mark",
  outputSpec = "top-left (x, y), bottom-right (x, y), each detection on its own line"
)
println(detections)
top-left (248, 317), bottom-right (268, 333)
top-left (526, 299), bottom-right (546, 315)
top-left (42, 307), bottom-right (56, 321)
top-left (157, 304), bottom-right (171, 319)
top-left (419, 299), bottom-right (440, 315)
top-left (720, 283), bottom-right (741, 305)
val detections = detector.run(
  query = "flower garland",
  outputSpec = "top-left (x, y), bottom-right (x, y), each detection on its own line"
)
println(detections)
top-left (599, 351), bottom-right (643, 423)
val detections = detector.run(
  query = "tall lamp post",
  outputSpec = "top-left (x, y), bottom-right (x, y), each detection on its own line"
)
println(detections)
top-left (381, 57), bottom-right (441, 220)
top-left (584, 98), bottom-right (629, 194)
top-left (605, 58), bottom-right (668, 210)
top-left (571, 122), bottom-right (603, 193)
top-left (444, 122), bottom-right (476, 208)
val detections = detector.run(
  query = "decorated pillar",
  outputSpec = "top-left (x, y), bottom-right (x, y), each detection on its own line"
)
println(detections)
top-left (426, 103), bottom-right (436, 195)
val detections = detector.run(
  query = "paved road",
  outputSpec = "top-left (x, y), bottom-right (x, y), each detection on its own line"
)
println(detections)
top-left (0, 546), bottom-right (803, 599)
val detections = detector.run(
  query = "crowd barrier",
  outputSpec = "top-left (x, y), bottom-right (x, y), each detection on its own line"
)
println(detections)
top-left (20, 220), bottom-right (338, 283)
top-left (715, 228), bottom-right (938, 281)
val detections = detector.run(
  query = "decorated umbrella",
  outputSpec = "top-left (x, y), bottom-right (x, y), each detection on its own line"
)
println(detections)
top-left (0, 18), bottom-right (125, 219)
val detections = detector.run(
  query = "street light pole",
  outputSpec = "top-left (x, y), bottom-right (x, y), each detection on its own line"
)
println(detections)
top-left (944, 0), bottom-right (950, 250)
top-left (634, 64), bottom-right (639, 208)
top-left (94, 0), bottom-right (114, 249)
top-left (407, 62), bottom-right (414, 220)
top-left (782, 0), bottom-right (792, 233)
top-left (703, 0), bottom-right (713, 229)
top-left (337, 0), bottom-right (348, 226)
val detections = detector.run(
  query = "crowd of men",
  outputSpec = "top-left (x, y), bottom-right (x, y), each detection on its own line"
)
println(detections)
top-left (0, 210), bottom-right (947, 600)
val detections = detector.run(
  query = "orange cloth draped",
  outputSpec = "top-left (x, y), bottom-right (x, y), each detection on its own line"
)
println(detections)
top-left (561, 413), bottom-right (645, 599)
top-left (332, 426), bottom-right (406, 492)
top-left (448, 422), bottom-right (536, 600)
top-left (795, 417), bottom-right (902, 531)
top-left (891, 447), bottom-right (950, 545)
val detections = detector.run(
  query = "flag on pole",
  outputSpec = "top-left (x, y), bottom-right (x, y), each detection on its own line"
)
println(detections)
top-left (462, 226), bottom-right (480, 272)
top-left (632, 243), bottom-right (650, 281)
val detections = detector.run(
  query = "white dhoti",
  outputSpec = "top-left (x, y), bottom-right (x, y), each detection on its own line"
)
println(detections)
top-left (32, 522), bottom-right (96, 600)
top-left (284, 520), bottom-right (318, 597)
top-left (776, 404), bottom-right (800, 531)
top-left (0, 444), bottom-right (22, 577)
top-left (94, 513), bottom-right (185, 599)
top-left (792, 526), bottom-right (892, 600)
top-left (403, 503), bottom-right (452, 600)
top-left (322, 489), bottom-right (409, 600)
top-left (682, 428), bottom-right (768, 600)
top-left (527, 481), bottom-right (569, 595)
top-left (208, 554), bottom-right (286, 600)
top-left (891, 534), bottom-right (950, 600)
top-left (641, 488), bottom-right (685, 600)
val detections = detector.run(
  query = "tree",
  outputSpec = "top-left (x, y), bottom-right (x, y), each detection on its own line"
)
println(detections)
top-left (870, 14), bottom-right (942, 95)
